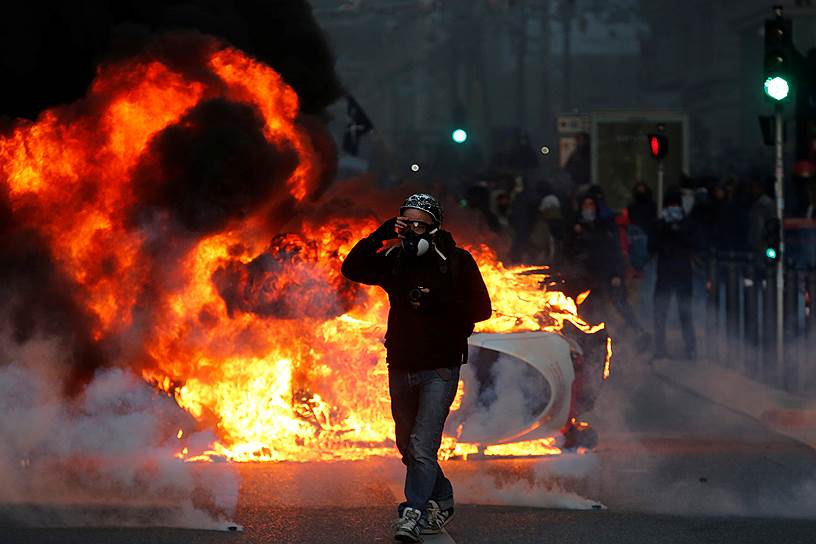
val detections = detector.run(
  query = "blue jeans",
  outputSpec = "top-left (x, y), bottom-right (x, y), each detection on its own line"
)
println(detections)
top-left (388, 365), bottom-right (460, 517)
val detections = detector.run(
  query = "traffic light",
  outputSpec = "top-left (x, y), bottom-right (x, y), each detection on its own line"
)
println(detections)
top-left (451, 128), bottom-right (468, 144)
top-left (647, 133), bottom-right (668, 159)
top-left (763, 13), bottom-right (794, 102)
top-left (451, 101), bottom-right (468, 144)
top-left (764, 217), bottom-right (781, 263)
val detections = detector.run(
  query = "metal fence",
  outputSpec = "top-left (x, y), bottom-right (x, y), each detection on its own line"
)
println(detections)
top-left (703, 251), bottom-right (815, 394)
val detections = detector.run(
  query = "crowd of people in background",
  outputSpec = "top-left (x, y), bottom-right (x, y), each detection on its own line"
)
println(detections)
top-left (458, 170), bottom-right (801, 361)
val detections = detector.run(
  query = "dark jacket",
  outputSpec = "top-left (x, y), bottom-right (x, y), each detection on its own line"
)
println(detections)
top-left (649, 215), bottom-right (695, 291)
top-left (628, 198), bottom-right (657, 234)
top-left (627, 196), bottom-right (657, 272)
top-left (341, 230), bottom-right (492, 371)
top-left (565, 218), bottom-right (626, 288)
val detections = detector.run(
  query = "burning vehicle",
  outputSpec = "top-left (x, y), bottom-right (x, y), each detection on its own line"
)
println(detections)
top-left (456, 327), bottom-right (609, 457)
top-left (0, 32), bottom-right (610, 470)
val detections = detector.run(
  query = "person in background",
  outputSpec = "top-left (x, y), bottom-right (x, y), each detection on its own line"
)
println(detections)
top-left (566, 192), bottom-right (650, 350)
top-left (526, 190), bottom-right (562, 264)
top-left (628, 183), bottom-right (657, 235)
top-left (509, 176), bottom-right (539, 263)
top-left (721, 179), bottom-right (753, 252)
top-left (463, 176), bottom-right (491, 220)
top-left (586, 184), bottom-right (616, 226)
top-left (689, 181), bottom-right (726, 252)
top-left (488, 188), bottom-right (512, 234)
top-left (626, 182), bottom-right (657, 315)
top-left (650, 190), bottom-right (697, 361)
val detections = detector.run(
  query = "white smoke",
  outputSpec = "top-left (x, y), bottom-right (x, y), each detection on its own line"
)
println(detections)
top-left (0, 358), bottom-right (239, 529)
top-left (452, 453), bottom-right (604, 510)
top-left (452, 354), bottom-right (551, 443)
top-left (442, 352), bottom-right (603, 510)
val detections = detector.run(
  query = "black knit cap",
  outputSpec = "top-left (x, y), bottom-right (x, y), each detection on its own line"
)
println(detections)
top-left (663, 189), bottom-right (683, 207)
top-left (400, 193), bottom-right (443, 225)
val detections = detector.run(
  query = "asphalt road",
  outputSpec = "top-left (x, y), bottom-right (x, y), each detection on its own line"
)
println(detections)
top-left (3, 355), bottom-right (816, 543)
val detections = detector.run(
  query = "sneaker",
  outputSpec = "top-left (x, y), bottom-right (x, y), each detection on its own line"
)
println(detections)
top-left (394, 507), bottom-right (424, 542)
top-left (422, 500), bottom-right (454, 535)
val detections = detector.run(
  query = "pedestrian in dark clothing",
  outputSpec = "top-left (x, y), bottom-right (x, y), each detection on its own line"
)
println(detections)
top-left (509, 176), bottom-right (540, 263)
top-left (586, 184), bottom-right (616, 226)
top-left (341, 193), bottom-right (492, 542)
top-left (720, 181), bottom-right (753, 251)
top-left (464, 177), bottom-right (491, 218)
top-left (650, 191), bottom-right (697, 360)
top-left (628, 182), bottom-right (657, 231)
top-left (707, 184), bottom-right (732, 251)
top-left (627, 182), bottom-right (657, 272)
top-left (565, 194), bottom-right (650, 348)
top-left (512, 132), bottom-right (540, 173)
top-left (689, 183), bottom-right (724, 251)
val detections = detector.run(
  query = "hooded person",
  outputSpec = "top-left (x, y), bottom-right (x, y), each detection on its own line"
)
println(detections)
top-left (649, 189), bottom-right (697, 360)
top-left (628, 182), bottom-right (657, 231)
top-left (626, 182), bottom-right (656, 273)
top-left (341, 193), bottom-right (492, 542)
top-left (565, 192), bottom-right (650, 349)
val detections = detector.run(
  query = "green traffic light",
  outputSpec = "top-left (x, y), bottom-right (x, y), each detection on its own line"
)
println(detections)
top-left (764, 76), bottom-right (790, 101)
top-left (765, 247), bottom-right (778, 260)
top-left (452, 128), bottom-right (468, 144)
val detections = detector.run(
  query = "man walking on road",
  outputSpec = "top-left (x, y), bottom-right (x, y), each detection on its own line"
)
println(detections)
top-left (341, 194), bottom-right (492, 542)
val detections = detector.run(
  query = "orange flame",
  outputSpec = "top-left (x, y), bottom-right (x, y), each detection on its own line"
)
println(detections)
top-left (482, 437), bottom-right (561, 457)
top-left (603, 336), bottom-right (613, 380)
top-left (0, 43), bottom-right (610, 462)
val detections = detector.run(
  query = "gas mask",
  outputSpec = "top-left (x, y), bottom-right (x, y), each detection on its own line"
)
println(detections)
top-left (401, 228), bottom-right (436, 257)
top-left (663, 206), bottom-right (684, 224)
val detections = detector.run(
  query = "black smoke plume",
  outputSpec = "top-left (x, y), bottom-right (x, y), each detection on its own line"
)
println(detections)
top-left (0, 222), bottom-right (107, 394)
top-left (213, 233), bottom-right (360, 320)
top-left (0, 4), bottom-right (343, 393)
top-left (0, 0), bottom-right (341, 120)
top-left (131, 98), bottom-right (299, 234)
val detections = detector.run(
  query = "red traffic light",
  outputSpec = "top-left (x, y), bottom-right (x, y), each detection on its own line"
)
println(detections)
top-left (647, 133), bottom-right (668, 159)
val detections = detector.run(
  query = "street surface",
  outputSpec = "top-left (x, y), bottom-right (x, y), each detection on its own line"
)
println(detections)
top-left (3, 356), bottom-right (816, 543)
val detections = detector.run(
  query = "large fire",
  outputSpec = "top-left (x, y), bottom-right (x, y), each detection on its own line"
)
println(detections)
top-left (0, 39), bottom-right (609, 463)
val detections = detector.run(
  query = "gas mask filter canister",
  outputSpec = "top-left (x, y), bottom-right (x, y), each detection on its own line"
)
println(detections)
top-left (401, 228), bottom-right (436, 257)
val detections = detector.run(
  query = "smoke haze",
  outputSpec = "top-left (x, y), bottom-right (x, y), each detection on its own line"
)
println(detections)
top-left (0, 355), bottom-right (238, 528)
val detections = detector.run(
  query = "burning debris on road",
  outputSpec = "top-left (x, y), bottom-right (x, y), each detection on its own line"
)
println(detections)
top-left (0, 11), bottom-right (610, 476)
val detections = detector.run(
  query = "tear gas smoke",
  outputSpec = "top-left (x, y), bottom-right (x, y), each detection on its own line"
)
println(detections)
top-left (0, 355), bottom-right (238, 528)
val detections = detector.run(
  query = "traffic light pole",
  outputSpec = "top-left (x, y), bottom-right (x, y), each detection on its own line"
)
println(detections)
top-left (774, 103), bottom-right (785, 369)
top-left (657, 160), bottom-right (665, 216)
